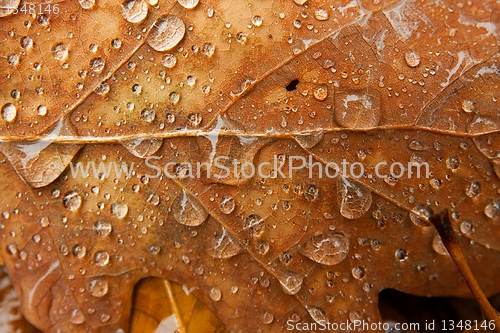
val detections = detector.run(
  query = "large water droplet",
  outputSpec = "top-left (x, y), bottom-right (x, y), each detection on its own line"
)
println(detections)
top-left (465, 180), bottom-right (481, 198)
top-left (94, 250), bottom-right (110, 266)
top-left (243, 214), bottom-right (265, 238)
top-left (89, 277), bottom-right (109, 297)
top-left (351, 266), bottom-right (365, 279)
top-left (404, 50), bottom-right (421, 67)
top-left (294, 131), bottom-right (324, 149)
top-left (93, 221), bottom-right (112, 237)
top-left (147, 15), bottom-right (185, 52)
top-left (337, 177), bottom-right (372, 219)
top-left (278, 271), bottom-right (303, 295)
top-left (314, 8), bottom-right (329, 21)
top-left (484, 200), bottom-right (500, 218)
top-left (306, 305), bottom-right (327, 324)
top-left (178, 0), bottom-right (198, 9)
top-left (1, 103), bottom-right (17, 122)
top-left (208, 228), bottom-right (242, 258)
top-left (409, 204), bottom-right (433, 227)
top-left (122, 138), bottom-right (163, 158)
top-left (0, 0), bottom-right (20, 17)
top-left (69, 309), bottom-right (85, 325)
top-left (52, 43), bottom-right (69, 61)
top-left (252, 15), bottom-right (263, 27)
top-left (73, 244), bottom-right (86, 258)
top-left (122, 0), bottom-right (148, 23)
top-left (219, 194), bottom-right (235, 214)
top-left (78, 0), bottom-right (95, 10)
top-left (111, 202), bottom-right (128, 218)
top-left (63, 191), bottom-right (82, 211)
top-left (334, 88), bottom-right (381, 129)
top-left (461, 100), bottom-right (475, 113)
top-left (172, 190), bottom-right (208, 226)
top-left (140, 108), bottom-right (156, 123)
top-left (300, 232), bottom-right (349, 265)
top-left (460, 221), bottom-right (472, 234)
top-left (209, 287), bottom-right (222, 301)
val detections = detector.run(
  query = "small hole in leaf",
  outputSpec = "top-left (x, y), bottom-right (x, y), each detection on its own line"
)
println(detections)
top-left (285, 79), bottom-right (299, 91)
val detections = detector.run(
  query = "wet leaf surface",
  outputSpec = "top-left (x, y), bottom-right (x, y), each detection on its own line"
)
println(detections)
top-left (1, 0), bottom-right (500, 332)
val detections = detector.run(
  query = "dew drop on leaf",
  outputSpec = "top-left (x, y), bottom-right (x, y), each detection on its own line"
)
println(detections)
top-left (432, 233), bottom-right (449, 256)
top-left (294, 131), bottom-right (324, 149)
top-left (219, 194), bottom-right (235, 214)
top-left (161, 54), bottom-right (177, 68)
top-left (278, 270), bottom-right (304, 295)
top-left (1, 103), bottom-right (17, 122)
top-left (172, 190), bottom-right (208, 226)
top-left (94, 250), bottom-right (110, 266)
top-left (395, 248), bottom-right (408, 261)
top-left (121, 0), bottom-right (148, 23)
top-left (208, 228), bottom-right (242, 259)
top-left (409, 204), bottom-right (433, 227)
top-left (460, 221), bottom-right (472, 234)
top-left (484, 200), bottom-right (500, 218)
top-left (337, 176), bottom-right (372, 219)
top-left (351, 266), bottom-right (365, 279)
top-left (111, 202), bottom-right (128, 218)
top-left (465, 180), bottom-right (481, 198)
top-left (404, 50), bottom-right (421, 67)
top-left (0, 0), bottom-right (20, 17)
top-left (209, 287), bottom-right (222, 301)
top-left (78, 0), bottom-right (95, 10)
top-left (52, 43), bottom-right (69, 61)
top-left (461, 99), bottom-right (475, 113)
top-left (177, 0), bottom-right (199, 9)
top-left (89, 277), bottom-right (109, 297)
top-left (251, 15), bottom-right (263, 27)
top-left (69, 309), bottom-right (85, 325)
top-left (147, 15), bottom-right (186, 52)
top-left (63, 191), bottom-right (82, 211)
top-left (243, 214), bottom-right (265, 238)
top-left (305, 305), bottom-right (327, 324)
top-left (73, 244), bottom-right (86, 258)
top-left (313, 85), bottom-right (328, 100)
top-left (300, 232), bottom-right (349, 265)
top-left (93, 221), bottom-right (112, 237)
top-left (314, 8), bottom-right (329, 21)
top-left (262, 312), bottom-right (274, 324)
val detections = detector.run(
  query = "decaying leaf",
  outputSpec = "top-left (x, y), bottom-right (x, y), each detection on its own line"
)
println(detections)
top-left (1, 0), bottom-right (500, 332)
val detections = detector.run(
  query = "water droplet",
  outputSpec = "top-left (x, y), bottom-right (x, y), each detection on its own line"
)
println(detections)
top-left (465, 180), bottom-right (481, 198)
top-left (409, 204), bottom-right (433, 227)
top-left (94, 250), bottom-right (110, 266)
top-left (93, 221), bottom-right (112, 237)
top-left (484, 200), bottom-right (500, 218)
top-left (37, 105), bottom-right (47, 116)
top-left (78, 0), bottom-right (95, 9)
top-left (432, 233), bottom-right (449, 256)
top-left (70, 309), bottom-right (85, 324)
top-left (21, 36), bottom-right (33, 49)
top-left (262, 312), bottom-right (274, 324)
top-left (208, 228), bottom-right (242, 258)
top-left (446, 156), bottom-right (459, 170)
top-left (40, 217), bottom-right (50, 227)
top-left (306, 305), bottom-right (327, 324)
top-left (140, 108), bottom-right (156, 123)
top-left (395, 248), bottom-right (408, 261)
top-left (351, 266), bottom-right (365, 279)
top-left (0, 0), bottom-right (20, 17)
top-left (461, 99), bottom-right (474, 113)
top-left (300, 232), bottom-right (349, 265)
top-left (334, 88), bottom-right (381, 129)
top-left (52, 43), bottom-right (69, 61)
top-left (404, 50), bottom-right (421, 67)
top-left (460, 221), bottom-right (472, 234)
top-left (294, 0), bottom-right (307, 4)
top-left (408, 140), bottom-right (425, 151)
top-left (94, 82), bottom-right (110, 96)
top-left (122, 138), bottom-right (163, 158)
top-left (294, 131), bottom-right (324, 149)
top-left (169, 92), bottom-right (180, 104)
top-left (256, 240), bottom-right (270, 255)
top-left (161, 54), bottom-right (177, 68)
top-left (337, 176), bottom-right (372, 219)
top-left (252, 15), bottom-right (263, 27)
top-left (1, 103), bottom-right (17, 122)
top-left (7, 54), bottom-right (19, 66)
top-left (202, 43), bottom-right (215, 57)
top-left (209, 287), bottom-right (222, 301)
top-left (63, 191), bottom-right (82, 211)
top-left (122, 0), bottom-right (148, 23)
top-left (172, 190), bottom-right (208, 226)
top-left (178, 0), bottom-right (198, 9)
top-left (73, 244), bottom-right (86, 258)
top-left (148, 15), bottom-right (185, 52)
top-left (111, 38), bottom-right (122, 49)
top-left (314, 8), bottom-right (329, 21)
top-left (90, 58), bottom-right (105, 73)
top-left (111, 202), bottom-right (128, 218)
top-left (89, 277), bottom-right (108, 297)
top-left (188, 113), bottom-right (202, 127)
top-left (278, 271), bottom-right (303, 295)
top-left (244, 214), bottom-right (265, 238)
top-left (313, 85), bottom-right (328, 101)
top-left (219, 194), bottom-right (235, 214)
